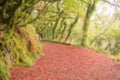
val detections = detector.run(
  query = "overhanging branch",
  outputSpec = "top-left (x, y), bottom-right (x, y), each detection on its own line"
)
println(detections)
top-left (102, 0), bottom-right (120, 8)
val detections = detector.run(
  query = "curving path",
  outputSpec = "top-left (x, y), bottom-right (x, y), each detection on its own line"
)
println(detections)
top-left (10, 42), bottom-right (120, 80)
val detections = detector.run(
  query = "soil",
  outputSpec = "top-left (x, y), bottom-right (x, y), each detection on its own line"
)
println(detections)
top-left (10, 42), bottom-right (120, 80)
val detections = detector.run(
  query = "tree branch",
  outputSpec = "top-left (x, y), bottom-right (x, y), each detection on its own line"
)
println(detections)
top-left (102, 0), bottom-right (120, 8)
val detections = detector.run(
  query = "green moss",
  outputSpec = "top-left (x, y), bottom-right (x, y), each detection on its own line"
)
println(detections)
top-left (0, 60), bottom-right (9, 80)
top-left (23, 57), bottom-right (35, 66)
top-left (0, 24), bottom-right (44, 79)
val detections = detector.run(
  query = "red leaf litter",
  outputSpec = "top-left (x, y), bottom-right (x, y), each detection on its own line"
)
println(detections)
top-left (10, 42), bottom-right (120, 80)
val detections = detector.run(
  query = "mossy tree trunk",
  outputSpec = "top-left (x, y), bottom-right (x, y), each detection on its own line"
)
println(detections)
top-left (81, 0), bottom-right (97, 46)
top-left (64, 15), bottom-right (79, 42)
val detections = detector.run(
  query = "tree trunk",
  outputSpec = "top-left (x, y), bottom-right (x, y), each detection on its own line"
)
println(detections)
top-left (81, 0), bottom-right (96, 46)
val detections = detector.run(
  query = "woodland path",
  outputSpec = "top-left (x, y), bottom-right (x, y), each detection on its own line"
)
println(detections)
top-left (10, 42), bottom-right (120, 80)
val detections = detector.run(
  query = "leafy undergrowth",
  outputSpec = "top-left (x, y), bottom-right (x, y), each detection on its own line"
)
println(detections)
top-left (10, 42), bottom-right (120, 80)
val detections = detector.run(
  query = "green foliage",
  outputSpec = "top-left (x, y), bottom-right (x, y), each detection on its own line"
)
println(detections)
top-left (0, 60), bottom-right (9, 80)
top-left (86, 19), bottom-right (120, 58)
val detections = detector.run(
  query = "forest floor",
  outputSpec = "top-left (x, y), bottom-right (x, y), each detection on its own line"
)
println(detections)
top-left (10, 42), bottom-right (120, 80)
